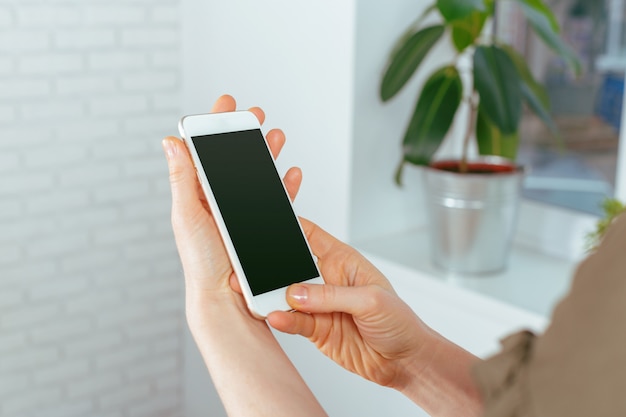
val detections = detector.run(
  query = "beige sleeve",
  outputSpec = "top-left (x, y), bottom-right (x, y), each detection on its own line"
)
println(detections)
top-left (473, 214), bottom-right (626, 417)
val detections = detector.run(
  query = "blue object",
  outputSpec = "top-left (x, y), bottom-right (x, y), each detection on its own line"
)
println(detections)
top-left (595, 72), bottom-right (624, 131)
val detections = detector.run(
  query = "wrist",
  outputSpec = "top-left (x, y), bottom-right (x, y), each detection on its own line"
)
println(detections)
top-left (185, 288), bottom-right (254, 334)
top-left (391, 326), bottom-right (442, 392)
top-left (184, 287), bottom-right (327, 417)
top-left (394, 330), bottom-right (483, 417)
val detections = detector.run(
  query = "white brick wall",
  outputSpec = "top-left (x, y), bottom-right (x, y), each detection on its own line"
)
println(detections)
top-left (0, 1), bottom-right (184, 416)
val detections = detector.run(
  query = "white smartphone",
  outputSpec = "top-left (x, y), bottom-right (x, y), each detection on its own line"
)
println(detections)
top-left (178, 111), bottom-right (324, 319)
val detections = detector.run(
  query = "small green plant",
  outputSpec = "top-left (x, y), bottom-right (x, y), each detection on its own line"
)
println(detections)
top-left (585, 198), bottom-right (626, 252)
top-left (380, 0), bottom-right (581, 184)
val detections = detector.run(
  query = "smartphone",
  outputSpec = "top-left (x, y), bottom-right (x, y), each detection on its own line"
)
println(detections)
top-left (178, 111), bottom-right (324, 318)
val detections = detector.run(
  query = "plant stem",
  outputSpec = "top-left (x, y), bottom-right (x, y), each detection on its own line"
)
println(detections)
top-left (460, 98), bottom-right (478, 174)
top-left (492, 0), bottom-right (499, 44)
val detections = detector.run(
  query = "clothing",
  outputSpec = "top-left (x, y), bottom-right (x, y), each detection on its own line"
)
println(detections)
top-left (472, 214), bottom-right (626, 417)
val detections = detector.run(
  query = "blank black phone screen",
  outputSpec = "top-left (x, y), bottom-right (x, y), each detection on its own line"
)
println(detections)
top-left (192, 129), bottom-right (319, 296)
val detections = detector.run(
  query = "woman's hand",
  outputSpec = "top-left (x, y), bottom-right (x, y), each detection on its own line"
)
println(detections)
top-left (268, 222), bottom-right (483, 417)
top-left (162, 95), bottom-right (326, 417)
top-left (267, 221), bottom-right (433, 390)
top-left (162, 94), bottom-right (303, 321)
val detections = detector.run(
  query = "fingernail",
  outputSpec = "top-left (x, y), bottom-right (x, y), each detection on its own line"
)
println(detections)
top-left (288, 285), bottom-right (308, 303)
top-left (162, 139), bottom-right (177, 161)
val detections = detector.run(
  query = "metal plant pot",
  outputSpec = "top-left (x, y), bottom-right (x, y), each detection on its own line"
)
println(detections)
top-left (422, 156), bottom-right (524, 275)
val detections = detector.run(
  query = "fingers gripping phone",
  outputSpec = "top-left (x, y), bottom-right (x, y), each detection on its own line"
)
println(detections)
top-left (178, 111), bottom-right (324, 319)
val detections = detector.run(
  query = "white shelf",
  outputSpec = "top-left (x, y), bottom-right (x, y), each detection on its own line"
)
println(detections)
top-left (353, 228), bottom-right (577, 319)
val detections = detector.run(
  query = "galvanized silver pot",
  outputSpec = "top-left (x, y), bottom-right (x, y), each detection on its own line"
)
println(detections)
top-left (422, 156), bottom-right (524, 275)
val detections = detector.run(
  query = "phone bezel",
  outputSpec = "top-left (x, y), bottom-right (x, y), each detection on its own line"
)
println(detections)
top-left (178, 111), bottom-right (323, 318)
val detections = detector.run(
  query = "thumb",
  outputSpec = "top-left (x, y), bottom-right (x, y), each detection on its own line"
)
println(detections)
top-left (286, 283), bottom-right (386, 317)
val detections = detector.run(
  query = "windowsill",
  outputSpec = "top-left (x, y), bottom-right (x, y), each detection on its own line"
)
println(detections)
top-left (353, 227), bottom-right (577, 319)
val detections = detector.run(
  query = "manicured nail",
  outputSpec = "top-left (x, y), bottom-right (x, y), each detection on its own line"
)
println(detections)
top-left (288, 285), bottom-right (308, 303)
top-left (162, 139), bottom-right (177, 161)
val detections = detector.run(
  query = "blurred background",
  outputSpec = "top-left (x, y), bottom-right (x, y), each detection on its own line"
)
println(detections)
top-left (501, 0), bottom-right (624, 214)
top-left (1, 0), bottom-right (184, 416)
top-left (1, 0), bottom-right (624, 416)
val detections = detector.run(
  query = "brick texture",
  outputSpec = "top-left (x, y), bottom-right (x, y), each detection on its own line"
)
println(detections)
top-left (0, 1), bottom-right (183, 416)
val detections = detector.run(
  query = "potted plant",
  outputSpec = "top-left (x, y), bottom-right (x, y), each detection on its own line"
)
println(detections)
top-left (380, 0), bottom-right (580, 274)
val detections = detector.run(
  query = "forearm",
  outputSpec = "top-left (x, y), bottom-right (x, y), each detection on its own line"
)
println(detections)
top-left (187, 291), bottom-right (327, 417)
top-left (397, 329), bottom-right (484, 417)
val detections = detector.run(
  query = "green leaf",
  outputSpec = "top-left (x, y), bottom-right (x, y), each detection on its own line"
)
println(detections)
top-left (519, 3), bottom-right (581, 75)
top-left (512, 0), bottom-right (560, 32)
top-left (436, 0), bottom-right (485, 22)
top-left (473, 45), bottom-right (523, 135)
top-left (585, 198), bottom-right (626, 251)
top-left (400, 66), bottom-right (463, 174)
top-left (500, 45), bottom-right (557, 133)
top-left (389, 5), bottom-right (438, 58)
top-left (380, 25), bottom-right (445, 102)
top-left (451, 11), bottom-right (487, 52)
top-left (484, 0), bottom-right (495, 14)
top-left (521, 84), bottom-right (558, 133)
top-left (500, 45), bottom-right (548, 107)
top-left (476, 108), bottom-right (519, 160)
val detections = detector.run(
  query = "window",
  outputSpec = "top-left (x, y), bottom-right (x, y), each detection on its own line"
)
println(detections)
top-left (500, 0), bottom-right (624, 217)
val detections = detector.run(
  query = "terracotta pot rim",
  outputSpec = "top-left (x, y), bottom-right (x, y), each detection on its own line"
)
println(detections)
top-left (427, 157), bottom-right (524, 176)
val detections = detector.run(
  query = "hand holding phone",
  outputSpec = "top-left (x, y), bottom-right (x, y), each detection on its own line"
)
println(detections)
top-left (178, 111), bottom-right (324, 318)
